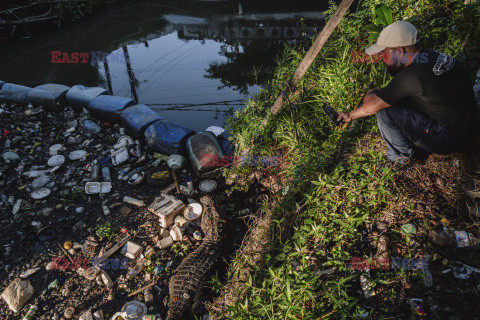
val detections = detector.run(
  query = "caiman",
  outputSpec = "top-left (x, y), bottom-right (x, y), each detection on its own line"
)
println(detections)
top-left (166, 195), bottom-right (224, 320)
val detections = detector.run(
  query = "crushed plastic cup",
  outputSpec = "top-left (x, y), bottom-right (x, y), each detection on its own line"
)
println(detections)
top-left (69, 150), bottom-right (87, 161)
top-left (49, 144), bottom-right (64, 156)
top-left (47, 155), bottom-right (65, 167)
top-left (31, 188), bottom-right (51, 200)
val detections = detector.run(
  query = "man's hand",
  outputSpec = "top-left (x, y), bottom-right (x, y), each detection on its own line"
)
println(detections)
top-left (337, 111), bottom-right (353, 124)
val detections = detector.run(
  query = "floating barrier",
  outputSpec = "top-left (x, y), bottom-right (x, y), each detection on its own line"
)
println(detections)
top-left (0, 83), bottom-right (33, 104)
top-left (121, 104), bottom-right (162, 138)
top-left (186, 132), bottom-right (225, 176)
top-left (27, 84), bottom-right (70, 112)
top-left (66, 85), bottom-right (108, 111)
top-left (0, 81), bottom-right (233, 170)
top-left (144, 120), bottom-right (195, 155)
top-left (87, 95), bottom-right (135, 123)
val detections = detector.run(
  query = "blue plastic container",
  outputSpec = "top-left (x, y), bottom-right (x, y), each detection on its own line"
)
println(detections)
top-left (87, 95), bottom-right (135, 123)
top-left (0, 81), bottom-right (5, 90)
top-left (186, 131), bottom-right (225, 176)
top-left (27, 84), bottom-right (70, 112)
top-left (144, 120), bottom-right (195, 155)
top-left (121, 104), bottom-right (163, 138)
top-left (0, 83), bottom-right (32, 104)
top-left (66, 85), bottom-right (108, 111)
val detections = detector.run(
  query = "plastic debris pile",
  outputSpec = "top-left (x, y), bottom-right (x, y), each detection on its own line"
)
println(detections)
top-left (0, 97), bottom-right (260, 320)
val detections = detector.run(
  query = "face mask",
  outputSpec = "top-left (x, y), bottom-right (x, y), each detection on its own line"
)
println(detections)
top-left (387, 63), bottom-right (404, 77)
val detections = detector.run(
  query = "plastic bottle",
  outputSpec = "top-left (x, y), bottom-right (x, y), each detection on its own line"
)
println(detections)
top-left (22, 305), bottom-right (38, 320)
top-left (126, 258), bottom-right (147, 280)
top-left (91, 164), bottom-right (99, 180)
top-left (123, 196), bottom-right (145, 207)
top-left (102, 167), bottom-right (111, 182)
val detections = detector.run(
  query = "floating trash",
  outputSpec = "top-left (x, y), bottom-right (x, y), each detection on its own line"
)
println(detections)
top-left (69, 150), bottom-right (87, 160)
top-left (49, 144), bottom-right (64, 156)
top-left (2, 151), bottom-right (20, 162)
top-left (31, 175), bottom-right (51, 189)
top-left (47, 155), bottom-right (65, 167)
top-left (30, 188), bottom-right (51, 199)
top-left (205, 125), bottom-right (225, 136)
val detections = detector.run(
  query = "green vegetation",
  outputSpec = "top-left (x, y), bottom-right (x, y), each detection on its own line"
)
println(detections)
top-left (214, 0), bottom-right (480, 318)
top-left (93, 222), bottom-right (117, 241)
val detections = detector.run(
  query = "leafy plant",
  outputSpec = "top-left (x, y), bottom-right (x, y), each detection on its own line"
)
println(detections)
top-left (362, 5), bottom-right (394, 44)
top-left (95, 223), bottom-right (116, 241)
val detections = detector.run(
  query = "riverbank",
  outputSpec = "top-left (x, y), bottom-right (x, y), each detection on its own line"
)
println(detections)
top-left (211, 0), bottom-right (480, 318)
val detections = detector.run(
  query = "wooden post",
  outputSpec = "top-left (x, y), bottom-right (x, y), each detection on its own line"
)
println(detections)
top-left (262, 0), bottom-right (356, 125)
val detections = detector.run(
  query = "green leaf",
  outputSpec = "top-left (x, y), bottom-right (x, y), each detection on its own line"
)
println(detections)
top-left (286, 279), bottom-right (292, 302)
top-left (362, 24), bottom-right (381, 32)
top-left (369, 33), bottom-right (379, 44)
top-left (375, 5), bottom-right (393, 26)
top-left (276, 253), bottom-right (287, 261)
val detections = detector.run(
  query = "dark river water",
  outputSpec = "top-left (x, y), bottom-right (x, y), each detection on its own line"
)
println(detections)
top-left (0, 0), bottom-right (326, 131)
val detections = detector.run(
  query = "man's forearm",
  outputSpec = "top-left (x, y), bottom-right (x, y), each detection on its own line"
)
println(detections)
top-left (348, 93), bottom-right (378, 120)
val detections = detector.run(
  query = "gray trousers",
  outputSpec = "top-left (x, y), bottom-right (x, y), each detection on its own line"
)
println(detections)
top-left (376, 104), bottom-right (462, 164)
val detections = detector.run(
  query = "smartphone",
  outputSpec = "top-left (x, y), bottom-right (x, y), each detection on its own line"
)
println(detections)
top-left (322, 103), bottom-right (340, 127)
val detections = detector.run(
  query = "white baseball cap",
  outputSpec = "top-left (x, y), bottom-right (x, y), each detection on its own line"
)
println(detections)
top-left (365, 21), bottom-right (419, 56)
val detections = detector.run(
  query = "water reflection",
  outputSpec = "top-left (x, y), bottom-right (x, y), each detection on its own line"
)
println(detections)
top-left (0, 0), bottom-right (326, 130)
